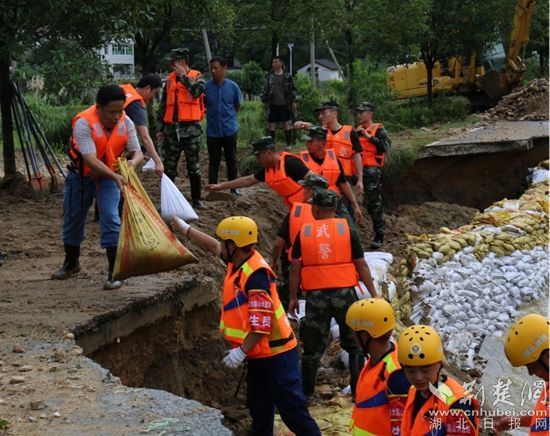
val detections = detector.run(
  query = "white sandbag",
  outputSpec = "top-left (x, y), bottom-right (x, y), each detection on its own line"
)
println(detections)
top-left (354, 281), bottom-right (371, 299)
top-left (364, 251), bottom-right (394, 295)
top-left (531, 168), bottom-right (550, 184)
top-left (160, 174), bottom-right (199, 222)
top-left (141, 157), bottom-right (156, 172)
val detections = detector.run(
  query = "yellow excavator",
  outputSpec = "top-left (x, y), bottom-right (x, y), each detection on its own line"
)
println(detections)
top-left (387, 0), bottom-right (536, 100)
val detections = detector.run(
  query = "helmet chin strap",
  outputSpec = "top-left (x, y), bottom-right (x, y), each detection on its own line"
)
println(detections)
top-left (538, 351), bottom-right (549, 374)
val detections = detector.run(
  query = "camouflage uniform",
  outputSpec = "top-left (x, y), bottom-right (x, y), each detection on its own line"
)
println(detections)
top-left (300, 287), bottom-right (363, 397)
top-left (363, 166), bottom-right (384, 235)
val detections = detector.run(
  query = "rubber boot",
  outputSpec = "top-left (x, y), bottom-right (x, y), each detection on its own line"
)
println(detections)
top-left (370, 232), bottom-right (384, 250)
top-left (268, 130), bottom-right (276, 140)
top-left (190, 174), bottom-right (206, 209)
top-left (51, 244), bottom-right (81, 280)
top-left (103, 246), bottom-right (123, 290)
top-left (301, 359), bottom-right (319, 399)
top-left (348, 351), bottom-right (365, 402)
top-left (284, 129), bottom-right (292, 150)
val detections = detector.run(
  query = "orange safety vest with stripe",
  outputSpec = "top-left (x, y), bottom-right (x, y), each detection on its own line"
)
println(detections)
top-left (359, 123), bottom-right (385, 168)
top-left (299, 149), bottom-right (341, 194)
top-left (326, 125), bottom-right (356, 177)
top-left (401, 376), bottom-right (479, 436)
top-left (68, 105), bottom-right (128, 178)
top-left (530, 382), bottom-right (549, 434)
top-left (299, 218), bottom-right (358, 291)
top-left (219, 250), bottom-right (297, 359)
top-left (264, 152), bottom-right (305, 209)
top-left (120, 83), bottom-right (146, 109)
top-left (288, 202), bottom-right (315, 259)
top-left (350, 347), bottom-right (407, 436)
top-left (163, 70), bottom-right (205, 123)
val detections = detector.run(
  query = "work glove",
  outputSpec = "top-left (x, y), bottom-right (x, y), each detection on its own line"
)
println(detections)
top-left (171, 216), bottom-right (190, 235)
top-left (222, 347), bottom-right (247, 369)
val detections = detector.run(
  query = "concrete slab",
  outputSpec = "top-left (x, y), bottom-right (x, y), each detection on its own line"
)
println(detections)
top-left (420, 120), bottom-right (549, 158)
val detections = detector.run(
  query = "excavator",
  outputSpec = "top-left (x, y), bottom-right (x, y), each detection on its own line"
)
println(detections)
top-left (386, 0), bottom-right (536, 101)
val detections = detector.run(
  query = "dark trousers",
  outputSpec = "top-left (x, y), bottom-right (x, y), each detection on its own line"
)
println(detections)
top-left (247, 348), bottom-right (320, 436)
top-left (207, 133), bottom-right (238, 184)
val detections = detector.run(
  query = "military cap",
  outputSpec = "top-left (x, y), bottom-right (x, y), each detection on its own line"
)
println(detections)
top-left (311, 188), bottom-right (339, 208)
top-left (355, 101), bottom-right (376, 112)
top-left (169, 48), bottom-right (190, 61)
top-left (251, 136), bottom-right (276, 155)
top-left (315, 100), bottom-right (339, 111)
top-left (303, 125), bottom-right (328, 141)
top-left (298, 174), bottom-right (329, 189)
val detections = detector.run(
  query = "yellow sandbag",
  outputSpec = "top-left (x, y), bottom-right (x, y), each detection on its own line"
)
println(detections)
top-left (113, 159), bottom-right (198, 280)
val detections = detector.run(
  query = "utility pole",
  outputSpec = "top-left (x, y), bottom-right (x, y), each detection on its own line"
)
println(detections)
top-left (288, 43), bottom-right (294, 74)
top-left (201, 29), bottom-right (212, 64)
top-left (326, 41), bottom-right (345, 80)
top-left (276, 43), bottom-right (280, 56)
top-left (310, 17), bottom-right (316, 85)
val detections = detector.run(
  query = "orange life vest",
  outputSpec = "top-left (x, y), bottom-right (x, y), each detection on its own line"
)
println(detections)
top-left (68, 105), bottom-right (128, 178)
top-left (530, 382), bottom-right (549, 434)
top-left (163, 70), bottom-right (205, 123)
top-left (326, 125), bottom-right (356, 177)
top-left (299, 149), bottom-right (341, 194)
top-left (288, 202), bottom-right (315, 259)
top-left (299, 218), bottom-right (358, 290)
top-left (401, 376), bottom-right (479, 436)
top-left (219, 250), bottom-right (297, 359)
top-left (120, 83), bottom-right (146, 108)
top-left (264, 152), bottom-right (305, 209)
top-left (359, 123), bottom-right (385, 168)
top-left (351, 347), bottom-right (408, 436)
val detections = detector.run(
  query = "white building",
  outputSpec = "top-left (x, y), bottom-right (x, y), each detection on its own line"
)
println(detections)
top-left (98, 40), bottom-right (135, 78)
top-left (297, 59), bottom-right (343, 82)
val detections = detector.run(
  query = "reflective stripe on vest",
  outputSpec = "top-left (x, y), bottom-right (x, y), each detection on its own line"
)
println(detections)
top-left (530, 382), bottom-right (549, 434)
top-left (299, 218), bottom-right (357, 290)
top-left (288, 202), bottom-right (315, 260)
top-left (120, 83), bottom-right (146, 108)
top-left (68, 105), bottom-right (128, 177)
top-left (326, 125), bottom-right (355, 177)
top-left (163, 71), bottom-right (205, 123)
top-left (264, 152), bottom-right (305, 209)
top-left (300, 149), bottom-right (341, 194)
top-left (359, 123), bottom-right (385, 168)
top-left (219, 250), bottom-right (297, 358)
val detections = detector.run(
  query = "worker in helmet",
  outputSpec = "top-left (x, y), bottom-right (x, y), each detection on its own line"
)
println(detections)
top-left (493, 313), bottom-right (549, 435)
top-left (170, 215), bottom-right (320, 436)
top-left (345, 299), bottom-right (410, 434)
top-left (397, 325), bottom-right (479, 435)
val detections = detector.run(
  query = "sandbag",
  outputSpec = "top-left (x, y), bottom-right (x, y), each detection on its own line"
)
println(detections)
top-left (160, 174), bottom-right (199, 222)
top-left (113, 159), bottom-right (198, 280)
top-left (141, 157), bottom-right (156, 172)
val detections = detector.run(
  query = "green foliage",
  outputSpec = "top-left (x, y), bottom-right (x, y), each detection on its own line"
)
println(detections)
top-left (237, 100), bottom-right (265, 149)
top-left (294, 74), bottom-right (323, 122)
top-left (240, 62), bottom-right (265, 98)
top-left (0, 418), bottom-right (8, 429)
top-left (239, 154), bottom-right (262, 176)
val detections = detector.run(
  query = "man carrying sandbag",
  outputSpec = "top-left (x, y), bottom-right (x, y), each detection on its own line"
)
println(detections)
top-left (171, 215), bottom-right (320, 436)
top-left (52, 85), bottom-right (143, 289)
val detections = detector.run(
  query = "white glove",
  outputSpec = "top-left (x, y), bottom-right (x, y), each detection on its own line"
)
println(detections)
top-left (222, 347), bottom-right (247, 369)
top-left (172, 216), bottom-right (190, 234)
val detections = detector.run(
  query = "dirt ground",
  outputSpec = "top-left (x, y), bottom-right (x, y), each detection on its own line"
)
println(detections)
top-left (0, 149), bottom-right (479, 434)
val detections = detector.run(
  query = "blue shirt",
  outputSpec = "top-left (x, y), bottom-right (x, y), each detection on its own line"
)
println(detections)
top-left (204, 79), bottom-right (242, 138)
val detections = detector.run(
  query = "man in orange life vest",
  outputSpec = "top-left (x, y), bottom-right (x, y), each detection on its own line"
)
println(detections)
top-left (355, 102), bottom-right (391, 249)
top-left (288, 189), bottom-right (377, 401)
top-left (493, 314), bottom-right (549, 435)
top-left (52, 85), bottom-right (143, 289)
top-left (206, 136), bottom-right (314, 209)
top-left (156, 48), bottom-right (206, 208)
top-left (397, 325), bottom-right (479, 436)
top-left (120, 74), bottom-right (164, 175)
top-left (345, 299), bottom-right (410, 435)
top-left (170, 215), bottom-right (321, 435)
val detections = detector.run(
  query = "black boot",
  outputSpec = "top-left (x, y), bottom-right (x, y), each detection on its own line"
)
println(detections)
top-left (284, 129), bottom-right (292, 150)
top-left (370, 232), bottom-right (384, 250)
top-left (190, 174), bottom-right (206, 209)
top-left (348, 351), bottom-right (365, 402)
top-left (103, 247), bottom-right (123, 290)
top-left (301, 359), bottom-right (319, 399)
top-left (51, 244), bottom-right (81, 280)
top-left (267, 130), bottom-right (276, 140)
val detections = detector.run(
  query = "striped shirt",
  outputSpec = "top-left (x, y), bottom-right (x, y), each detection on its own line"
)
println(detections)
top-left (73, 116), bottom-right (141, 155)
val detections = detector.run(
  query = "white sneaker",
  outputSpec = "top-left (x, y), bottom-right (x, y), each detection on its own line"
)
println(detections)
top-left (103, 279), bottom-right (124, 290)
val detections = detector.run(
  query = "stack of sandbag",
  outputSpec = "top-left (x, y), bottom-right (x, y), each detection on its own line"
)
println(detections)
top-left (404, 162), bottom-right (549, 368)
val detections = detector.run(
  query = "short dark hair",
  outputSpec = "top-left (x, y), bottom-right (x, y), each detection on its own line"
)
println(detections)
top-left (272, 55), bottom-right (284, 63)
top-left (210, 56), bottom-right (227, 67)
top-left (96, 85), bottom-right (126, 107)
top-left (137, 74), bottom-right (162, 90)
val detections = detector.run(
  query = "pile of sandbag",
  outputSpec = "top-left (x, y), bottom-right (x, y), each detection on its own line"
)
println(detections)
top-left (404, 162), bottom-right (549, 368)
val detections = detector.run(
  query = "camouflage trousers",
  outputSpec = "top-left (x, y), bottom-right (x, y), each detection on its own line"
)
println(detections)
top-left (363, 166), bottom-right (384, 235)
top-left (300, 287), bottom-right (361, 397)
top-left (162, 126), bottom-right (202, 200)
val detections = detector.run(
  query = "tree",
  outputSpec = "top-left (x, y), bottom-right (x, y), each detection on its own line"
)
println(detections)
top-left (527, 0), bottom-right (549, 74)
top-left (0, 0), bottom-right (130, 180)
top-left (240, 61), bottom-right (264, 99)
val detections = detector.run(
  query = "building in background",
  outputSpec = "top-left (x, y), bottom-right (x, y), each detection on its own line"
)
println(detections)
top-left (98, 40), bottom-right (135, 78)
top-left (297, 59), bottom-right (343, 82)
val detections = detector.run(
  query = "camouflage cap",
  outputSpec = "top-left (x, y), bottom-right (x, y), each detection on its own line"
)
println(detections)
top-left (303, 125), bottom-right (328, 141)
top-left (311, 188), bottom-right (339, 208)
top-left (355, 101), bottom-right (376, 112)
top-left (315, 100), bottom-right (339, 112)
top-left (298, 174), bottom-right (329, 189)
top-left (251, 136), bottom-right (276, 155)
top-left (169, 48), bottom-right (190, 61)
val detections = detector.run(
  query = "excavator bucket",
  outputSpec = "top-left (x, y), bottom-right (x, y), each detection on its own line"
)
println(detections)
top-left (478, 70), bottom-right (512, 99)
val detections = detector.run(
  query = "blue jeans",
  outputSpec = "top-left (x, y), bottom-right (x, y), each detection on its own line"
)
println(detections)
top-left (246, 347), bottom-right (320, 436)
top-left (62, 171), bottom-right (120, 248)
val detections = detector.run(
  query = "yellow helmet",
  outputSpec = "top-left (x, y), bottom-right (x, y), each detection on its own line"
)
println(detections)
top-left (397, 325), bottom-right (445, 366)
top-left (504, 314), bottom-right (550, 367)
top-left (345, 299), bottom-right (396, 338)
top-left (216, 216), bottom-right (258, 247)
